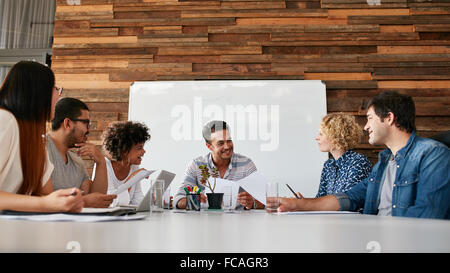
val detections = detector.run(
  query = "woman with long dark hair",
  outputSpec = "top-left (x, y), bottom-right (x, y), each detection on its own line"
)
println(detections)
top-left (0, 61), bottom-right (83, 212)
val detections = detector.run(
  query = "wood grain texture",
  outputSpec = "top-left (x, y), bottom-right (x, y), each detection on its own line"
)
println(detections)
top-left (52, 0), bottom-right (450, 166)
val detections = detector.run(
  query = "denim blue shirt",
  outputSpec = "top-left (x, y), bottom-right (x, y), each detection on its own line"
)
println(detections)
top-left (316, 150), bottom-right (372, 197)
top-left (336, 132), bottom-right (450, 219)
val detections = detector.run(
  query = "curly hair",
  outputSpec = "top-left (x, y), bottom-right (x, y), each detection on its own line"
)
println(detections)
top-left (102, 121), bottom-right (150, 161)
top-left (320, 113), bottom-right (362, 152)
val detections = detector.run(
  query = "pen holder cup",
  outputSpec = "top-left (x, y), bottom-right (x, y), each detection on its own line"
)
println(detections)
top-left (186, 194), bottom-right (201, 211)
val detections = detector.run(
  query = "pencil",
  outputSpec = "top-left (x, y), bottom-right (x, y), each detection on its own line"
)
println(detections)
top-left (286, 184), bottom-right (300, 199)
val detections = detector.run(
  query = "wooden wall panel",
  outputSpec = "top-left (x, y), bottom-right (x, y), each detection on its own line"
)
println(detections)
top-left (53, 0), bottom-right (450, 170)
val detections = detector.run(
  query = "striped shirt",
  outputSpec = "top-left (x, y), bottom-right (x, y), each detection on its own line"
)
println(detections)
top-left (174, 152), bottom-right (257, 209)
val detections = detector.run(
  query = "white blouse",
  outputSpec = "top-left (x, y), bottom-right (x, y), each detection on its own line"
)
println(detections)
top-left (93, 157), bottom-right (144, 206)
top-left (0, 109), bottom-right (53, 193)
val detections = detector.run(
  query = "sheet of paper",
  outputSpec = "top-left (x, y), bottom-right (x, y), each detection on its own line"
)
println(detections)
top-left (279, 211), bottom-right (360, 215)
top-left (0, 213), bottom-right (146, 222)
top-left (80, 207), bottom-right (136, 214)
top-left (111, 170), bottom-right (154, 195)
top-left (236, 171), bottom-right (268, 206)
top-left (81, 207), bottom-right (118, 214)
top-left (204, 178), bottom-right (240, 209)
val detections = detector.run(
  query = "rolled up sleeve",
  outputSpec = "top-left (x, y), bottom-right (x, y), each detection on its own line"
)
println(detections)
top-left (335, 177), bottom-right (369, 212)
top-left (334, 193), bottom-right (352, 211)
top-left (173, 159), bottom-right (200, 208)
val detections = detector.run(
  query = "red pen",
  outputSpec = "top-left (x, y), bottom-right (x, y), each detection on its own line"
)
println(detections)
top-left (187, 186), bottom-right (191, 193)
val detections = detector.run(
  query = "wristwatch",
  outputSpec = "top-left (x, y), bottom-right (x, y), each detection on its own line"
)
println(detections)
top-left (252, 200), bottom-right (257, 209)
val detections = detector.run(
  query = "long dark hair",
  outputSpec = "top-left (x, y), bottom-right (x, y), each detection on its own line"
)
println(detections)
top-left (0, 61), bottom-right (55, 195)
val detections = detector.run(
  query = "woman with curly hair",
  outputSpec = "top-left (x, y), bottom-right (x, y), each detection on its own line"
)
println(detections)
top-left (95, 121), bottom-right (151, 206)
top-left (313, 113), bottom-right (372, 198)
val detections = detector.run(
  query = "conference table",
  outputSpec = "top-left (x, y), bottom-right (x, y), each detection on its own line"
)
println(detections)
top-left (0, 210), bottom-right (449, 253)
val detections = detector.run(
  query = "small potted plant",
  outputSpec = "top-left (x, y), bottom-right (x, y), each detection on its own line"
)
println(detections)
top-left (199, 165), bottom-right (223, 209)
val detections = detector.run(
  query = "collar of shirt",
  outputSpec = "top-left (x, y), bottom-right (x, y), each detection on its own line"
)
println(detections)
top-left (325, 150), bottom-right (354, 170)
top-left (395, 131), bottom-right (416, 160)
top-left (335, 150), bottom-right (354, 169)
top-left (379, 131), bottom-right (416, 164)
top-left (207, 152), bottom-right (234, 178)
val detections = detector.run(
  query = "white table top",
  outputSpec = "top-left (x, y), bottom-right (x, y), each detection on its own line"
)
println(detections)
top-left (1, 210), bottom-right (449, 253)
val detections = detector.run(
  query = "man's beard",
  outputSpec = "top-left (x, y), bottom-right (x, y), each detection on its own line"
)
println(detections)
top-left (65, 129), bottom-right (86, 148)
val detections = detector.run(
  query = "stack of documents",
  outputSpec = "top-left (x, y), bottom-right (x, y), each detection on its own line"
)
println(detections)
top-left (0, 208), bottom-right (146, 222)
top-left (278, 211), bottom-right (359, 215)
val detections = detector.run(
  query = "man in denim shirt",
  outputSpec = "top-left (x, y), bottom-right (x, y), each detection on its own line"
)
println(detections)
top-left (277, 91), bottom-right (450, 219)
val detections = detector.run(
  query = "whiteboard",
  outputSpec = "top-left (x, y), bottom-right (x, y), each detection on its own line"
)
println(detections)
top-left (129, 80), bottom-right (328, 198)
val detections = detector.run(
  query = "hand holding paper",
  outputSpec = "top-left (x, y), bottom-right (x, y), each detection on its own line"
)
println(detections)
top-left (201, 172), bottom-right (270, 209)
top-left (237, 191), bottom-right (255, 209)
top-left (236, 172), bottom-right (268, 206)
top-left (112, 169), bottom-right (153, 195)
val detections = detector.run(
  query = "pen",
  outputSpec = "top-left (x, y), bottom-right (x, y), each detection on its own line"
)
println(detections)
top-left (71, 189), bottom-right (84, 196)
top-left (286, 184), bottom-right (300, 199)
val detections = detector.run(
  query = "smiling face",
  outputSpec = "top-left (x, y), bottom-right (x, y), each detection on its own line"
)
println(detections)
top-left (364, 106), bottom-right (390, 146)
top-left (125, 142), bottom-right (146, 165)
top-left (207, 129), bottom-right (233, 161)
top-left (66, 109), bottom-right (90, 147)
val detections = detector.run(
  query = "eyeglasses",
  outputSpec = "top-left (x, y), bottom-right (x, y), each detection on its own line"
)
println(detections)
top-left (70, 118), bottom-right (91, 129)
top-left (55, 86), bottom-right (63, 96)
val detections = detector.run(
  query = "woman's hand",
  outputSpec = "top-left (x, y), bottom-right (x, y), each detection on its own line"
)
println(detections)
top-left (41, 188), bottom-right (84, 213)
top-left (126, 168), bottom-right (149, 182)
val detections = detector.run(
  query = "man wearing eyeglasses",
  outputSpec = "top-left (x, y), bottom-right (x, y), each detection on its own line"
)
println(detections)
top-left (47, 97), bottom-right (116, 208)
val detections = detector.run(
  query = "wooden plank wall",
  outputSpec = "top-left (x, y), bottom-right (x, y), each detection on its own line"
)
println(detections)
top-left (53, 0), bottom-right (450, 172)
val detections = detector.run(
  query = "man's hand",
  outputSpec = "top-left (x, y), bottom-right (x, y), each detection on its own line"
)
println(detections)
top-left (82, 192), bottom-right (117, 208)
top-left (200, 193), bottom-right (207, 203)
top-left (237, 191), bottom-right (255, 209)
top-left (80, 180), bottom-right (92, 194)
top-left (277, 197), bottom-right (301, 212)
top-left (177, 194), bottom-right (207, 209)
top-left (74, 142), bottom-right (105, 164)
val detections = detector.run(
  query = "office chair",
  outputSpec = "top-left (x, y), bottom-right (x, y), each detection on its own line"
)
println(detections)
top-left (429, 130), bottom-right (450, 148)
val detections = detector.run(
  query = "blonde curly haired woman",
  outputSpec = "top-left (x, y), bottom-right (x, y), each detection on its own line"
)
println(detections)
top-left (314, 113), bottom-right (372, 197)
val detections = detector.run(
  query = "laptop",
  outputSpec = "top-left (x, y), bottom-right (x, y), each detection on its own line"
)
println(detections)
top-left (133, 170), bottom-right (175, 212)
top-left (80, 170), bottom-right (176, 215)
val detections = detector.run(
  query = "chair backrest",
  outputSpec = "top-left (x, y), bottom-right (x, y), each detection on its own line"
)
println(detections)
top-left (429, 130), bottom-right (450, 148)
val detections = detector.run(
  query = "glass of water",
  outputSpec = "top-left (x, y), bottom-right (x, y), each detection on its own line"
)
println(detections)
top-left (150, 179), bottom-right (164, 213)
top-left (222, 186), bottom-right (232, 212)
top-left (265, 182), bottom-right (279, 213)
